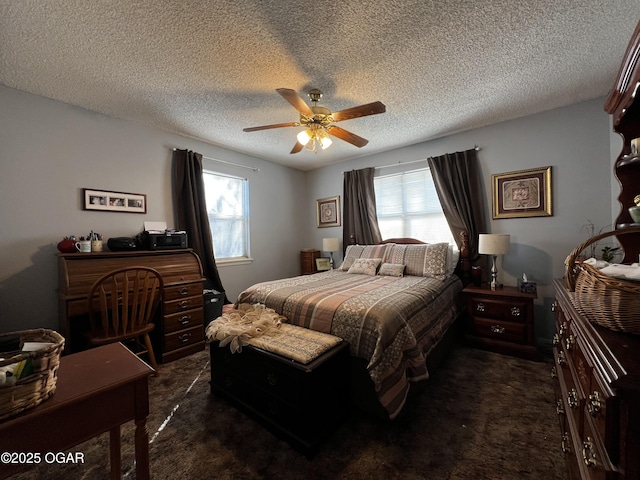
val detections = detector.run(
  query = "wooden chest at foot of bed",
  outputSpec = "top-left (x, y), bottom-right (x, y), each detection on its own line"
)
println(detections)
top-left (209, 339), bottom-right (350, 457)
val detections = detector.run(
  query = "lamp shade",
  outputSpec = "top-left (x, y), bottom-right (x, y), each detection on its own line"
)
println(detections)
top-left (478, 234), bottom-right (510, 255)
top-left (322, 237), bottom-right (340, 252)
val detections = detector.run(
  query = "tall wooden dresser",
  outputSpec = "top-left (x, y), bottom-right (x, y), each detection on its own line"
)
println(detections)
top-left (58, 249), bottom-right (205, 363)
top-left (552, 279), bottom-right (640, 480)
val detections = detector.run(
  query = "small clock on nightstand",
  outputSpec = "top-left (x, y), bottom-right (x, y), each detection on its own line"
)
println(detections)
top-left (462, 284), bottom-right (538, 360)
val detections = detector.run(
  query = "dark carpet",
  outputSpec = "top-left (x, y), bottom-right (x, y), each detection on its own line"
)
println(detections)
top-left (10, 344), bottom-right (568, 479)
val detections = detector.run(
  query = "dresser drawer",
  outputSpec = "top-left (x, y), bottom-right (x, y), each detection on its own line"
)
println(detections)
top-left (472, 317), bottom-right (527, 344)
top-left (164, 282), bottom-right (203, 301)
top-left (163, 308), bottom-right (204, 334)
top-left (468, 297), bottom-right (529, 323)
top-left (162, 324), bottom-right (204, 351)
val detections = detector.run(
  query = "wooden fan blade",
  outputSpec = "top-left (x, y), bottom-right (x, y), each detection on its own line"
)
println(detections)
top-left (290, 142), bottom-right (304, 154)
top-left (326, 126), bottom-right (369, 147)
top-left (276, 88), bottom-right (314, 116)
top-left (243, 122), bottom-right (299, 132)
top-left (331, 101), bottom-right (386, 122)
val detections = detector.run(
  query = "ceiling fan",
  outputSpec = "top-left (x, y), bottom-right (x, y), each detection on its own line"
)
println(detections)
top-left (243, 88), bottom-right (386, 154)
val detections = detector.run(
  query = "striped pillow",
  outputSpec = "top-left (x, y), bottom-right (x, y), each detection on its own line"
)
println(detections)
top-left (340, 244), bottom-right (392, 271)
top-left (385, 243), bottom-right (450, 279)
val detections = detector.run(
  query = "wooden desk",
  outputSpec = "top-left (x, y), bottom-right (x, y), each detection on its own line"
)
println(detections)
top-left (0, 343), bottom-right (153, 479)
top-left (57, 249), bottom-right (206, 362)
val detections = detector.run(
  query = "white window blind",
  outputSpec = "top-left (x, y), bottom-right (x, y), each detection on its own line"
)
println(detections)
top-left (203, 171), bottom-right (250, 260)
top-left (374, 168), bottom-right (454, 244)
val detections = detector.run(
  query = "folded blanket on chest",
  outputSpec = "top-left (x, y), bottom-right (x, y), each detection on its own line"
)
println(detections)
top-left (205, 303), bottom-right (342, 364)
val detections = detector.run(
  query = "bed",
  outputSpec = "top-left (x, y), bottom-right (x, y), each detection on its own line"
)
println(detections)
top-left (234, 234), bottom-right (470, 420)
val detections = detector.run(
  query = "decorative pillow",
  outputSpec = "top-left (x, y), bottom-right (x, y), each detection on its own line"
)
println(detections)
top-left (385, 243), bottom-right (450, 278)
top-left (347, 258), bottom-right (382, 276)
top-left (446, 245), bottom-right (460, 276)
top-left (378, 263), bottom-right (405, 277)
top-left (340, 244), bottom-right (391, 271)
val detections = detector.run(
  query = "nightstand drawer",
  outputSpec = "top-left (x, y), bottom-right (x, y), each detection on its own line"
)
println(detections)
top-left (472, 317), bottom-right (527, 343)
top-left (468, 297), bottom-right (529, 323)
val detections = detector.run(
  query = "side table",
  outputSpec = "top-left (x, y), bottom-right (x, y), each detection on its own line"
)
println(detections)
top-left (463, 284), bottom-right (538, 360)
top-left (0, 342), bottom-right (154, 479)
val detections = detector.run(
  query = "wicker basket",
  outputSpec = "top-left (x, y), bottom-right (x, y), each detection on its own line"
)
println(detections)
top-left (0, 329), bottom-right (65, 421)
top-left (565, 227), bottom-right (640, 334)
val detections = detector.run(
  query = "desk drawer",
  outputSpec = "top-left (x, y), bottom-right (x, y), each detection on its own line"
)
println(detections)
top-left (162, 324), bottom-right (203, 351)
top-left (164, 283), bottom-right (203, 301)
top-left (163, 308), bottom-right (203, 334)
top-left (164, 295), bottom-right (203, 315)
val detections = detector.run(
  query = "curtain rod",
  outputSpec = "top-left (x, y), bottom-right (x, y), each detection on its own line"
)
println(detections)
top-left (172, 148), bottom-right (260, 172)
top-left (344, 145), bottom-right (481, 173)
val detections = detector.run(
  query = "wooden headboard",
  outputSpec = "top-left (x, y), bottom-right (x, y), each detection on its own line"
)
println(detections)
top-left (376, 231), bottom-right (471, 285)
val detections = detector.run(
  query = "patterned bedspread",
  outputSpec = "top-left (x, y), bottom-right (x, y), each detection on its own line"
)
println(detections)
top-left (236, 270), bottom-right (463, 419)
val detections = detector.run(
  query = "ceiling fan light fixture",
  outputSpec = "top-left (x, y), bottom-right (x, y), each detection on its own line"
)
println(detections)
top-left (297, 129), bottom-right (312, 146)
top-left (319, 130), bottom-right (332, 150)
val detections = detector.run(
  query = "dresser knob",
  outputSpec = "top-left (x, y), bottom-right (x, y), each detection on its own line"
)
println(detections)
top-left (553, 334), bottom-right (560, 346)
top-left (582, 437), bottom-right (597, 467)
top-left (490, 325), bottom-right (505, 334)
top-left (179, 287), bottom-right (190, 296)
top-left (557, 351), bottom-right (566, 366)
top-left (561, 433), bottom-right (571, 453)
top-left (550, 366), bottom-right (557, 379)
top-left (179, 300), bottom-right (190, 309)
top-left (510, 307), bottom-right (521, 317)
top-left (178, 332), bottom-right (191, 343)
top-left (476, 302), bottom-right (485, 313)
top-left (567, 389), bottom-right (578, 409)
top-left (551, 302), bottom-right (557, 312)
top-left (565, 334), bottom-right (575, 351)
top-left (178, 315), bottom-right (191, 325)
top-left (588, 391), bottom-right (602, 417)
top-left (556, 399), bottom-right (565, 415)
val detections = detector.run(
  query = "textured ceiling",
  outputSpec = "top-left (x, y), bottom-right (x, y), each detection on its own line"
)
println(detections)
top-left (1, 1), bottom-right (639, 171)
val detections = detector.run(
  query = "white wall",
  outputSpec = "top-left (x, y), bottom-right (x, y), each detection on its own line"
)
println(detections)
top-left (0, 85), bottom-right (306, 332)
top-left (305, 98), bottom-right (614, 346)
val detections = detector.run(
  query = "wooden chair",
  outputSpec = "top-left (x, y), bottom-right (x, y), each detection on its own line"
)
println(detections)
top-left (86, 266), bottom-right (163, 373)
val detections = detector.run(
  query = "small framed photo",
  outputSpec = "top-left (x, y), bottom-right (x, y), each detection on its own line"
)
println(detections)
top-left (83, 188), bottom-right (147, 214)
top-left (315, 257), bottom-right (331, 271)
top-left (316, 195), bottom-right (341, 228)
top-left (492, 166), bottom-right (552, 219)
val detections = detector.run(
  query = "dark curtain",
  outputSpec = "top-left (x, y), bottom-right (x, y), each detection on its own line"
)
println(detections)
top-left (342, 167), bottom-right (383, 249)
top-left (172, 149), bottom-right (229, 303)
top-left (427, 148), bottom-right (487, 261)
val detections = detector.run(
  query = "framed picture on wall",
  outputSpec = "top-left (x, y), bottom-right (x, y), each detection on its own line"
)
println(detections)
top-left (492, 166), bottom-right (552, 219)
top-left (83, 188), bottom-right (147, 214)
top-left (316, 195), bottom-right (341, 227)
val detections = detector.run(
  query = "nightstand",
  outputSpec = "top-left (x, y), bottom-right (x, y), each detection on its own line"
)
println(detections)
top-left (300, 249), bottom-right (320, 275)
top-left (463, 285), bottom-right (537, 360)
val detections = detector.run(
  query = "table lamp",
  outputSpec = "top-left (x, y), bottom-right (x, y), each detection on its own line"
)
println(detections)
top-left (478, 234), bottom-right (510, 290)
top-left (322, 237), bottom-right (340, 269)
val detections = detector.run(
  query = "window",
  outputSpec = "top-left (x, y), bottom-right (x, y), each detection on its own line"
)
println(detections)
top-left (203, 170), bottom-right (250, 262)
top-left (374, 168), bottom-right (454, 244)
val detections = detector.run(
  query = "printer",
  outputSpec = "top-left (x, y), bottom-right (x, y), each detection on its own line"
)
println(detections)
top-left (139, 222), bottom-right (188, 250)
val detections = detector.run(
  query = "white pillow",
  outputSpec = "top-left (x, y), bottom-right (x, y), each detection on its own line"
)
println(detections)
top-left (347, 258), bottom-right (382, 276)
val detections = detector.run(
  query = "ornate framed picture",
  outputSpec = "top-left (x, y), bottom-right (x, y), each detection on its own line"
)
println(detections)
top-left (316, 195), bottom-right (341, 227)
top-left (83, 188), bottom-right (147, 214)
top-left (492, 166), bottom-right (552, 219)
